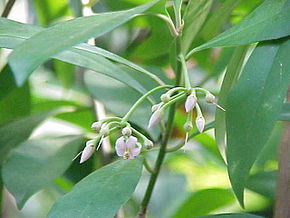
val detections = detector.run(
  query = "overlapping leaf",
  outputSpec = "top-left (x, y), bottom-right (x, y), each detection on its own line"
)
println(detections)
top-left (48, 158), bottom-right (143, 218)
top-left (226, 38), bottom-right (290, 206)
top-left (2, 136), bottom-right (83, 209)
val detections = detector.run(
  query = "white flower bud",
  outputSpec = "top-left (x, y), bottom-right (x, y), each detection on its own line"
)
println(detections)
top-left (195, 116), bottom-right (205, 133)
top-left (122, 127), bottom-right (132, 136)
top-left (148, 110), bottom-right (163, 129)
top-left (91, 121), bottom-right (102, 132)
top-left (80, 140), bottom-right (96, 163)
top-left (185, 95), bottom-right (197, 112)
top-left (205, 93), bottom-right (215, 103)
top-left (151, 103), bottom-right (161, 113)
top-left (160, 93), bottom-right (170, 103)
top-left (144, 140), bottom-right (154, 149)
top-left (183, 121), bottom-right (193, 132)
top-left (99, 124), bottom-right (109, 136)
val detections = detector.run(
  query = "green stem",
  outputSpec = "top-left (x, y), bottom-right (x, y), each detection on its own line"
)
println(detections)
top-left (166, 122), bottom-right (215, 152)
top-left (160, 93), bottom-right (185, 110)
top-left (179, 54), bottom-right (191, 89)
top-left (122, 85), bottom-right (172, 122)
top-left (138, 36), bottom-right (182, 218)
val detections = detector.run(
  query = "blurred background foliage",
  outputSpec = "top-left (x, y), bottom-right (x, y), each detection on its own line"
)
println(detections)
top-left (0, 0), bottom-right (282, 217)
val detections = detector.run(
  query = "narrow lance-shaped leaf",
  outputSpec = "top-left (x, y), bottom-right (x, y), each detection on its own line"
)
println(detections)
top-left (2, 136), bottom-right (83, 209)
top-left (48, 158), bottom-right (143, 218)
top-left (181, 0), bottom-right (213, 53)
top-left (0, 18), bottom-right (164, 94)
top-left (226, 38), bottom-right (290, 206)
top-left (8, 0), bottom-right (161, 86)
top-left (187, 0), bottom-right (290, 56)
top-left (215, 46), bottom-right (248, 160)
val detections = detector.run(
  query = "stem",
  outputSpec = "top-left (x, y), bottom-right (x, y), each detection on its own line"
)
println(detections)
top-left (166, 122), bottom-right (215, 152)
top-left (1, 0), bottom-right (16, 18)
top-left (138, 36), bottom-right (182, 218)
top-left (179, 54), bottom-right (191, 89)
top-left (274, 87), bottom-right (290, 218)
top-left (122, 85), bottom-right (172, 122)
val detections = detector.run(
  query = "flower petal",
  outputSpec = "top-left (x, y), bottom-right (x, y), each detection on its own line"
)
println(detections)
top-left (130, 143), bottom-right (141, 157)
top-left (126, 136), bottom-right (137, 149)
top-left (115, 137), bottom-right (126, 157)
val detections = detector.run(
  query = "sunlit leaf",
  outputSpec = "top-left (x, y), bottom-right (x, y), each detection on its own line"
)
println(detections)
top-left (189, 0), bottom-right (290, 54)
top-left (2, 136), bottom-right (83, 209)
top-left (226, 38), bottom-right (290, 206)
top-left (246, 171), bottom-right (277, 199)
top-left (172, 189), bottom-right (235, 218)
top-left (199, 213), bottom-right (265, 218)
top-left (48, 158), bottom-right (143, 218)
top-left (182, 0), bottom-right (213, 53)
top-left (8, 0), bottom-right (161, 86)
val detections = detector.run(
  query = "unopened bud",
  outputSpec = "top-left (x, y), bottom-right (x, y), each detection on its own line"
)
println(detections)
top-left (151, 103), bottom-right (160, 113)
top-left (183, 121), bottom-right (193, 132)
top-left (185, 95), bottom-right (197, 112)
top-left (148, 110), bottom-right (163, 129)
top-left (205, 93), bottom-right (215, 103)
top-left (80, 140), bottom-right (96, 163)
top-left (91, 121), bottom-right (102, 132)
top-left (160, 94), bottom-right (170, 103)
top-left (195, 116), bottom-right (205, 133)
top-left (144, 140), bottom-right (154, 149)
top-left (122, 127), bottom-right (132, 136)
top-left (99, 124), bottom-right (109, 136)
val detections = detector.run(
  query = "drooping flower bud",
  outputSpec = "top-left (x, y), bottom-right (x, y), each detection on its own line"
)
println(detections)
top-left (205, 92), bottom-right (215, 104)
top-left (160, 93), bottom-right (170, 103)
top-left (185, 95), bottom-right (197, 112)
top-left (144, 139), bottom-right (154, 149)
top-left (80, 140), bottom-right (96, 163)
top-left (99, 124), bottom-right (109, 136)
top-left (195, 116), bottom-right (205, 133)
top-left (91, 121), bottom-right (102, 132)
top-left (183, 121), bottom-right (193, 132)
top-left (151, 104), bottom-right (160, 113)
top-left (122, 126), bottom-right (132, 136)
top-left (148, 110), bottom-right (163, 129)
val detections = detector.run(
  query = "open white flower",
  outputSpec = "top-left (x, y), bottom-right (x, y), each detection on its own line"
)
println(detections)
top-left (115, 136), bottom-right (141, 159)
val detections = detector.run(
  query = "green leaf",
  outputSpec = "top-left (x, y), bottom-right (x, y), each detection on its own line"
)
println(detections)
top-left (0, 110), bottom-right (61, 164)
top-left (0, 18), bottom-right (164, 94)
top-left (198, 213), bottom-right (265, 218)
top-left (0, 82), bottom-right (31, 125)
top-left (246, 171), bottom-right (277, 199)
top-left (2, 136), bottom-right (83, 209)
top-left (171, 189), bottom-right (235, 218)
top-left (226, 38), bottom-right (290, 206)
top-left (189, 0), bottom-right (290, 54)
top-left (215, 46), bottom-right (248, 159)
top-left (0, 65), bottom-right (18, 101)
top-left (8, 0), bottom-right (160, 86)
top-left (48, 158), bottom-right (143, 218)
top-left (200, 0), bottom-right (242, 41)
top-left (181, 0), bottom-right (213, 53)
top-left (53, 60), bottom-right (75, 89)
top-left (279, 103), bottom-right (290, 121)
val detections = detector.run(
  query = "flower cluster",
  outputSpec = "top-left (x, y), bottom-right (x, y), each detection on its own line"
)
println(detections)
top-left (79, 118), bottom-right (153, 163)
top-left (147, 87), bottom-right (222, 133)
